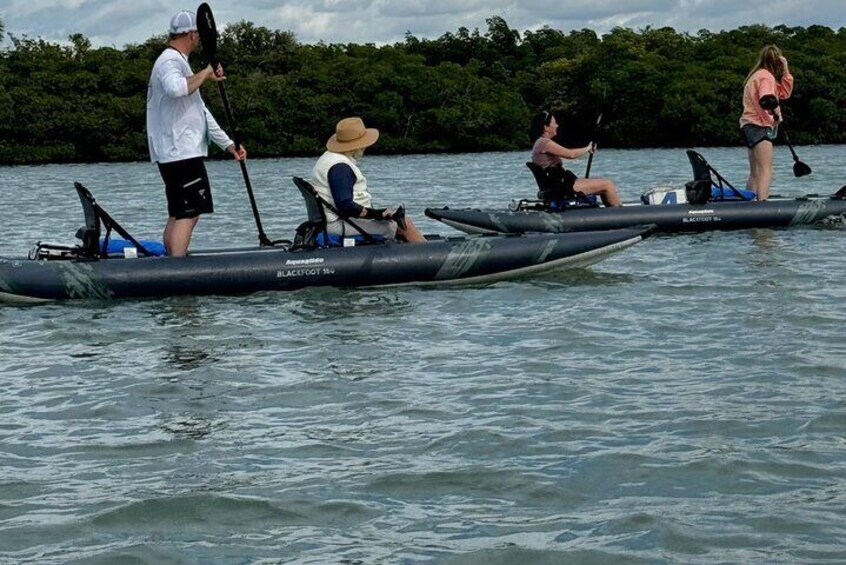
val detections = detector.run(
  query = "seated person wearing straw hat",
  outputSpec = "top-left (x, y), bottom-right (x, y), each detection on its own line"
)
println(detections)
top-left (310, 117), bottom-right (426, 243)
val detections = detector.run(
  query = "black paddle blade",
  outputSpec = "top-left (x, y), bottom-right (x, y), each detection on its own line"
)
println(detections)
top-left (196, 3), bottom-right (218, 64)
top-left (793, 160), bottom-right (812, 177)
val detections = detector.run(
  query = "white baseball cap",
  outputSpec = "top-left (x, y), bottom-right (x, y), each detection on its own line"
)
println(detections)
top-left (169, 11), bottom-right (197, 34)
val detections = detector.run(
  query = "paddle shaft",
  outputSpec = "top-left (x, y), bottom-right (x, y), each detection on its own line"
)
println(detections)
top-left (584, 145), bottom-right (595, 179)
top-left (768, 107), bottom-right (811, 176)
top-left (212, 74), bottom-right (272, 246)
top-left (780, 125), bottom-right (800, 161)
top-left (584, 114), bottom-right (602, 179)
top-left (198, 2), bottom-right (272, 246)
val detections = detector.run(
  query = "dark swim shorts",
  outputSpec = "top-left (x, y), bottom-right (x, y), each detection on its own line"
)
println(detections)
top-left (742, 124), bottom-right (778, 149)
top-left (158, 157), bottom-right (213, 219)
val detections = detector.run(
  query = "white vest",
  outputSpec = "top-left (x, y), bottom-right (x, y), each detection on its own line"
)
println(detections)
top-left (311, 151), bottom-right (373, 234)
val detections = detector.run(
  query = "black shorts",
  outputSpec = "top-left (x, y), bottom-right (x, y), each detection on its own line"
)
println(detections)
top-left (742, 124), bottom-right (777, 149)
top-left (158, 157), bottom-right (213, 219)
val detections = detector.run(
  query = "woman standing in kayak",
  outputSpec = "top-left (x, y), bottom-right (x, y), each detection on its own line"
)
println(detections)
top-left (740, 45), bottom-right (794, 201)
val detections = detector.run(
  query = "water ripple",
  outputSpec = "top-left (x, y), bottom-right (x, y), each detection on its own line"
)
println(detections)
top-left (2, 149), bottom-right (846, 563)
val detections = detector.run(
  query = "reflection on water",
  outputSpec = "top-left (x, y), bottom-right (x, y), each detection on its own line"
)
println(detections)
top-left (150, 298), bottom-right (222, 372)
top-left (530, 267), bottom-right (638, 288)
top-left (747, 228), bottom-right (781, 252)
top-left (289, 287), bottom-right (414, 323)
top-left (163, 347), bottom-right (217, 372)
top-left (160, 416), bottom-right (223, 440)
top-left (152, 296), bottom-right (208, 328)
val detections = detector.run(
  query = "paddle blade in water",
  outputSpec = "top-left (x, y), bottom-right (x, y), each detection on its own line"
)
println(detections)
top-left (196, 3), bottom-right (218, 64)
top-left (794, 160), bottom-right (812, 177)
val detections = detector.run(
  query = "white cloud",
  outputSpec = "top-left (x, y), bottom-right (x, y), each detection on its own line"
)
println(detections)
top-left (1, 0), bottom-right (845, 47)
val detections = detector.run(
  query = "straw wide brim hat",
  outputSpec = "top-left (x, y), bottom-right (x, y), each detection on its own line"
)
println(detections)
top-left (326, 117), bottom-right (380, 152)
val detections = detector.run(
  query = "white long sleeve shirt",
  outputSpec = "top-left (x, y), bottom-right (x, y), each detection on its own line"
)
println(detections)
top-left (146, 48), bottom-right (233, 164)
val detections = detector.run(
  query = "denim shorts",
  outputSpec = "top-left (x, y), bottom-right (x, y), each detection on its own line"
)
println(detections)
top-left (742, 124), bottom-right (778, 149)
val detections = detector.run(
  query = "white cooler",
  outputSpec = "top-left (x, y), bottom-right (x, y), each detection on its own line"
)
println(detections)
top-left (641, 185), bottom-right (688, 205)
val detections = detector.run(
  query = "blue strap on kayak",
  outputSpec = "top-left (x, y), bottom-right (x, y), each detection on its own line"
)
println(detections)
top-left (316, 233), bottom-right (385, 247)
top-left (102, 239), bottom-right (166, 257)
top-left (711, 186), bottom-right (756, 201)
top-left (549, 194), bottom-right (599, 211)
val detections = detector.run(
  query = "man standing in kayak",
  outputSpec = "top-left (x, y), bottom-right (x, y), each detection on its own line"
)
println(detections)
top-left (146, 10), bottom-right (246, 257)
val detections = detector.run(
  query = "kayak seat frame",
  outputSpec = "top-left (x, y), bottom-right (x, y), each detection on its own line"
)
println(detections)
top-left (524, 162), bottom-right (597, 212)
top-left (74, 182), bottom-right (153, 258)
top-left (291, 177), bottom-right (384, 249)
top-left (686, 150), bottom-right (754, 202)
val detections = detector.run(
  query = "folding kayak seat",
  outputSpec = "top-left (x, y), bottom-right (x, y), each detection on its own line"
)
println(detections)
top-left (525, 162), bottom-right (598, 211)
top-left (291, 177), bottom-right (385, 249)
top-left (685, 150), bottom-right (756, 202)
top-left (291, 177), bottom-right (328, 249)
top-left (73, 183), bottom-right (165, 258)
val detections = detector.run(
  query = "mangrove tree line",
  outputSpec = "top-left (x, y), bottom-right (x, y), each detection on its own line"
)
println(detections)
top-left (1, 18), bottom-right (846, 165)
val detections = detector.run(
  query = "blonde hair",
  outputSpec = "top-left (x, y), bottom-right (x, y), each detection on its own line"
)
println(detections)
top-left (745, 45), bottom-right (784, 85)
top-left (343, 148), bottom-right (366, 160)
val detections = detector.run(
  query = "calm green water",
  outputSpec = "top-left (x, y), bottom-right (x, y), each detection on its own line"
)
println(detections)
top-left (1, 147), bottom-right (845, 564)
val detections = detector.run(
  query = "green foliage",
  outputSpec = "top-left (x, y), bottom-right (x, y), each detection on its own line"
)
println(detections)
top-left (2, 19), bottom-right (846, 164)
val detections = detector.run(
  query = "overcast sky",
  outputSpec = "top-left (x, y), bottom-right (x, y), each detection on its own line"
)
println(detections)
top-left (1, 0), bottom-right (845, 48)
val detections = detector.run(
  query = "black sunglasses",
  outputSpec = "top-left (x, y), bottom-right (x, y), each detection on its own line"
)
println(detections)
top-left (541, 111), bottom-right (553, 126)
